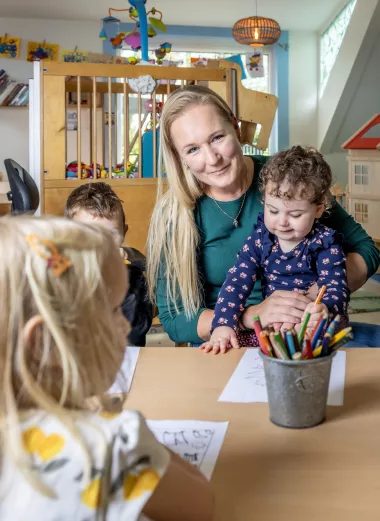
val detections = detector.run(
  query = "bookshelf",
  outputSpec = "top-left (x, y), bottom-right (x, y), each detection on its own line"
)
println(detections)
top-left (0, 69), bottom-right (29, 107)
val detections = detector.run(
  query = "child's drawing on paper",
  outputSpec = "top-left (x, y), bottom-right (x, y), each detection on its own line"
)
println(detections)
top-left (27, 41), bottom-right (59, 62)
top-left (0, 36), bottom-right (21, 59)
top-left (147, 420), bottom-right (229, 479)
top-left (157, 429), bottom-right (215, 468)
top-left (60, 49), bottom-right (88, 63)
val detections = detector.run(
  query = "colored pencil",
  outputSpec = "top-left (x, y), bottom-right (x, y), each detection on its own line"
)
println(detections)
top-left (274, 331), bottom-right (289, 357)
top-left (329, 327), bottom-right (353, 347)
top-left (311, 313), bottom-right (328, 349)
top-left (269, 332), bottom-right (289, 360)
top-left (252, 315), bottom-right (263, 341)
top-left (298, 285), bottom-right (327, 343)
top-left (321, 332), bottom-right (332, 357)
top-left (330, 332), bottom-right (354, 351)
top-left (291, 328), bottom-right (301, 352)
top-left (258, 330), bottom-right (271, 357)
top-left (326, 314), bottom-right (341, 337)
top-left (285, 330), bottom-right (297, 357)
top-left (301, 335), bottom-right (313, 359)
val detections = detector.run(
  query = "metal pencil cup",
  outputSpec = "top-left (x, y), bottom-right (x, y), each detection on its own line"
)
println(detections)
top-left (259, 351), bottom-right (336, 429)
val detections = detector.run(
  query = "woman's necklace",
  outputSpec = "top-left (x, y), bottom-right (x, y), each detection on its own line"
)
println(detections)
top-left (210, 189), bottom-right (247, 227)
top-left (209, 164), bottom-right (249, 228)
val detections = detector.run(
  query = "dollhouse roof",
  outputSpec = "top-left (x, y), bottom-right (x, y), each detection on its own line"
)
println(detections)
top-left (343, 113), bottom-right (380, 150)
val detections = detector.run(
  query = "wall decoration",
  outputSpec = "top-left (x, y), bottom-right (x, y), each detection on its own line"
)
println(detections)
top-left (60, 48), bottom-right (89, 63)
top-left (87, 52), bottom-right (114, 64)
top-left (245, 52), bottom-right (264, 78)
top-left (0, 35), bottom-right (21, 59)
top-left (27, 41), bottom-right (59, 62)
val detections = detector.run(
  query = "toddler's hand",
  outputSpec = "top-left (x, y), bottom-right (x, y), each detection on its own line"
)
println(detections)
top-left (199, 326), bottom-right (239, 355)
top-left (304, 302), bottom-right (328, 335)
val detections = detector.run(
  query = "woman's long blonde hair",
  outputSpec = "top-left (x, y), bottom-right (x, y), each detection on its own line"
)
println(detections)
top-left (147, 85), bottom-right (238, 317)
top-left (0, 216), bottom-right (126, 496)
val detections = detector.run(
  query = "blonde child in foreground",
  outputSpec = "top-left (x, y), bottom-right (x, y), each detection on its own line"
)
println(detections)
top-left (0, 217), bottom-right (213, 521)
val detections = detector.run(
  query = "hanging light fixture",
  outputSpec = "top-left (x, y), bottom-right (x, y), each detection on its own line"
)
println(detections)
top-left (232, 0), bottom-right (281, 47)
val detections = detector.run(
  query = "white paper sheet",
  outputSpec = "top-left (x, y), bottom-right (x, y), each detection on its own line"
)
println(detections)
top-left (106, 346), bottom-right (140, 394)
top-left (218, 348), bottom-right (346, 406)
top-left (147, 420), bottom-right (229, 480)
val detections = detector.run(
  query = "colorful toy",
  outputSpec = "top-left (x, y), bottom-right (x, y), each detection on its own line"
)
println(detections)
top-left (144, 98), bottom-right (163, 130)
top-left (100, 2), bottom-right (167, 61)
top-left (124, 31), bottom-right (141, 51)
top-left (154, 42), bottom-right (170, 64)
top-left (65, 161), bottom-right (108, 180)
top-left (111, 161), bottom-right (137, 178)
top-left (110, 32), bottom-right (126, 49)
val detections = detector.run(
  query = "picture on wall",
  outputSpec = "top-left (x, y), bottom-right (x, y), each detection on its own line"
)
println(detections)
top-left (245, 52), bottom-right (265, 78)
top-left (27, 41), bottom-right (59, 62)
top-left (87, 52), bottom-right (113, 64)
top-left (0, 36), bottom-right (21, 59)
top-left (60, 49), bottom-right (88, 63)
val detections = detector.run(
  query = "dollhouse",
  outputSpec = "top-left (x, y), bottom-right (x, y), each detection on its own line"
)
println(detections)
top-left (343, 113), bottom-right (380, 243)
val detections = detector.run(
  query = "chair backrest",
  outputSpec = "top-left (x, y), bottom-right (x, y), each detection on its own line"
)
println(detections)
top-left (4, 159), bottom-right (40, 215)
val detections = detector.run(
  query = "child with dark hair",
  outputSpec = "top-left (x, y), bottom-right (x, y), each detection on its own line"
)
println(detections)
top-left (65, 182), bottom-right (152, 346)
top-left (201, 145), bottom-right (350, 353)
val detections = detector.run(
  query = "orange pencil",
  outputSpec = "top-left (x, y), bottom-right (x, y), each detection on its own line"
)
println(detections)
top-left (259, 331), bottom-right (273, 357)
top-left (315, 285), bottom-right (327, 304)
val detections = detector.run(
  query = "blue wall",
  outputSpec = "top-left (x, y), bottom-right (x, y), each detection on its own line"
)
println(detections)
top-left (275, 32), bottom-right (289, 151)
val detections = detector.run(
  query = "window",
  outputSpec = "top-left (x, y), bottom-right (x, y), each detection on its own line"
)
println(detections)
top-left (120, 50), bottom-right (270, 94)
top-left (354, 202), bottom-right (368, 223)
top-left (354, 164), bottom-right (369, 185)
top-left (117, 49), bottom-right (273, 161)
top-left (320, 0), bottom-right (357, 96)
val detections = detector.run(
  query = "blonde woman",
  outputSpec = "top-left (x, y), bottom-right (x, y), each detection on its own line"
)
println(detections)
top-left (147, 85), bottom-right (379, 350)
top-left (0, 216), bottom-right (213, 521)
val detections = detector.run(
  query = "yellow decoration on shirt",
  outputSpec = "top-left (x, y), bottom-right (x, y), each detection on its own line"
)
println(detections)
top-left (81, 478), bottom-right (103, 509)
top-left (123, 469), bottom-right (160, 501)
top-left (22, 427), bottom-right (65, 461)
top-left (99, 411), bottom-right (120, 419)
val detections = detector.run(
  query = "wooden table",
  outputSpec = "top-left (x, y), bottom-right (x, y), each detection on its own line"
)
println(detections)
top-left (126, 348), bottom-right (380, 521)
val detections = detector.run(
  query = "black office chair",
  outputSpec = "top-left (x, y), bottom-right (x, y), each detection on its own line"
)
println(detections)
top-left (4, 159), bottom-right (40, 215)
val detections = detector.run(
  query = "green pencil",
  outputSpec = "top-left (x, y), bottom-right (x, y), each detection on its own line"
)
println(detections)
top-left (298, 285), bottom-right (327, 344)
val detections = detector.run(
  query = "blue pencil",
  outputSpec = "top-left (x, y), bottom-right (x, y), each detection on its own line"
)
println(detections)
top-left (321, 333), bottom-right (332, 357)
top-left (285, 330), bottom-right (297, 357)
top-left (326, 314), bottom-right (341, 337)
top-left (311, 313), bottom-right (328, 350)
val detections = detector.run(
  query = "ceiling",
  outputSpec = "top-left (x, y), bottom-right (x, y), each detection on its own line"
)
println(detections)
top-left (1, 0), bottom-right (347, 31)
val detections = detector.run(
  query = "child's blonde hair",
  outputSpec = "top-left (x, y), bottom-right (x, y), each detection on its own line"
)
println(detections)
top-left (0, 216), bottom-right (128, 495)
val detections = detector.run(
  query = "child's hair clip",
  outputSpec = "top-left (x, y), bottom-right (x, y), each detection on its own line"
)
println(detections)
top-left (25, 234), bottom-right (72, 277)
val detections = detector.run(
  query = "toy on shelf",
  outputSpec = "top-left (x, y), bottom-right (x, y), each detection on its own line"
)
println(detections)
top-left (66, 161), bottom-right (108, 180)
top-left (112, 160), bottom-right (138, 178)
top-left (144, 97), bottom-right (163, 131)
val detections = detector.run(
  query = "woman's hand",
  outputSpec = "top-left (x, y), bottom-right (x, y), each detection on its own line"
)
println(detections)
top-left (242, 290), bottom-right (312, 330)
top-left (199, 326), bottom-right (239, 355)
